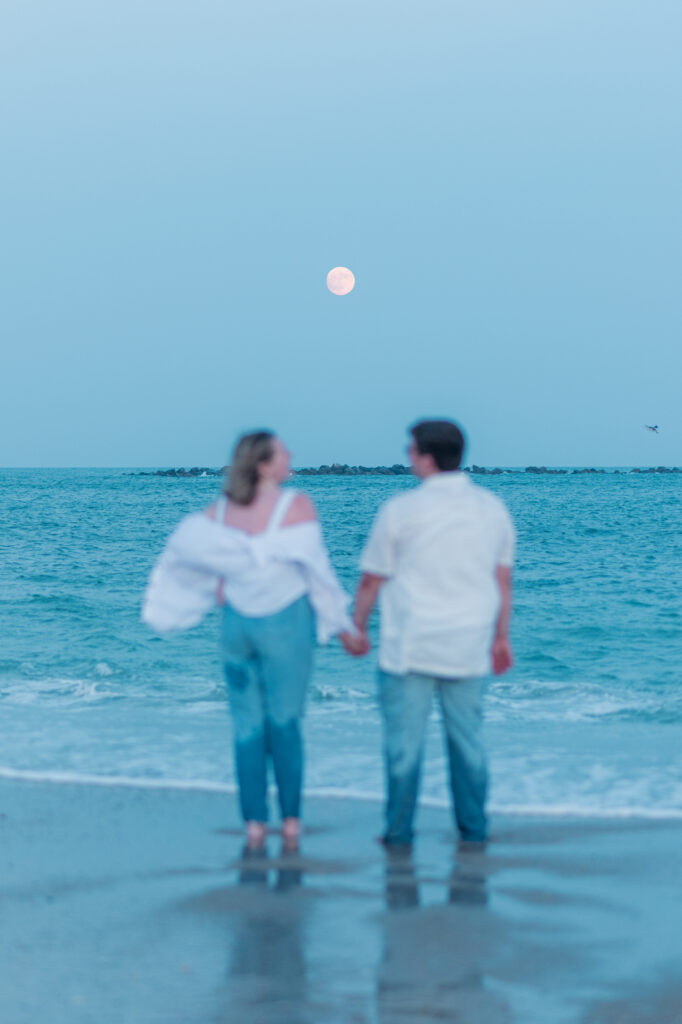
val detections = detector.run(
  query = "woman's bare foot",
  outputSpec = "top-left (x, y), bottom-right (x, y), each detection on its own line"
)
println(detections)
top-left (245, 821), bottom-right (267, 849)
top-left (281, 817), bottom-right (301, 850)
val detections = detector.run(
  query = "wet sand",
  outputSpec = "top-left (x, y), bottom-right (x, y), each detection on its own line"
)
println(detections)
top-left (0, 779), bottom-right (680, 1023)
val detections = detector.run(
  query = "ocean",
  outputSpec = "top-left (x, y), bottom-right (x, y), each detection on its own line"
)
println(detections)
top-left (1, 468), bottom-right (680, 821)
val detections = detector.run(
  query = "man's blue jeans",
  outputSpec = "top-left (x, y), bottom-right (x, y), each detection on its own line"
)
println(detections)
top-left (378, 670), bottom-right (488, 846)
top-left (221, 596), bottom-right (315, 823)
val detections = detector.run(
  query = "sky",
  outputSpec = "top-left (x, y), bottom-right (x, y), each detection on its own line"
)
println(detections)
top-left (1, 0), bottom-right (681, 468)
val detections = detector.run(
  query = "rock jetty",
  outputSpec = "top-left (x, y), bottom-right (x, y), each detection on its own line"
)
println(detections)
top-left (134, 465), bottom-right (682, 477)
top-left (136, 464), bottom-right (413, 477)
top-left (137, 467), bottom-right (224, 477)
top-left (295, 463), bottom-right (411, 476)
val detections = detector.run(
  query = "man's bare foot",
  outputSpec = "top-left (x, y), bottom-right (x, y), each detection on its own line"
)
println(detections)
top-left (281, 817), bottom-right (301, 850)
top-left (377, 834), bottom-right (413, 854)
top-left (245, 821), bottom-right (267, 849)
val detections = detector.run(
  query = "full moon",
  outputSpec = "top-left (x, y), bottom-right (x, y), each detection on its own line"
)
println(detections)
top-left (326, 266), bottom-right (355, 296)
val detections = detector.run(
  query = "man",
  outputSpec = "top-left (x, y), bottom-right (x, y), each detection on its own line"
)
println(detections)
top-left (350, 420), bottom-right (514, 848)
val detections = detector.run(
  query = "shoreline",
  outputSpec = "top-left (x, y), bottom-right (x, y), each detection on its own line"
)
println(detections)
top-left (1, 764), bottom-right (681, 821)
top-left (1, 777), bottom-right (681, 1023)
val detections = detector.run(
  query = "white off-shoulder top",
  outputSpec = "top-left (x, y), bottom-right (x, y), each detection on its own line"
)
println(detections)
top-left (142, 489), bottom-right (353, 643)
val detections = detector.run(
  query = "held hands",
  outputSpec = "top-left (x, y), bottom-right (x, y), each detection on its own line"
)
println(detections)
top-left (339, 629), bottom-right (371, 657)
top-left (491, 636), bottom-right (513, 675)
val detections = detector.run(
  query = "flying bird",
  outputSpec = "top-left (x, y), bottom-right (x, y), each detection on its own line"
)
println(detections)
top-left (644, 425), bottom-right (659, 433)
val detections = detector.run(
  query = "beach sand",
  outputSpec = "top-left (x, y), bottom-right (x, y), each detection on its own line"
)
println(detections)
top-left (0, 779), bottom-right (680, 1023)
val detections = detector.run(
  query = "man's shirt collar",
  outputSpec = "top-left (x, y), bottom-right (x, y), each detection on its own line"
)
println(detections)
top-left (421, 471), bottom-right (469, 489)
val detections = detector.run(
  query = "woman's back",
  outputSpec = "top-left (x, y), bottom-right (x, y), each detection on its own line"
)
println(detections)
top-left (208, 487), bottom-right (316, 536)
top-left (211, 489), bottom-right (314, 617)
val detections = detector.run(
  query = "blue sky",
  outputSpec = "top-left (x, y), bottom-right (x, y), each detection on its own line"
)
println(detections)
top-left (1, 0), bottom-right (680, 467)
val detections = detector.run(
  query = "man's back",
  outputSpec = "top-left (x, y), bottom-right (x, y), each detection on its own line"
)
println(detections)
top-left (361, 472), bottom-right (514, 678)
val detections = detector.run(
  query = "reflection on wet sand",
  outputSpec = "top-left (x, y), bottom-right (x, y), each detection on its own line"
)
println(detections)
top-left (219, 843), bottom-right (309, 1024)
top-left (238, 842), bottom-right (304, 892)
top-left (378, 848), bottom-right (511, 1023)
top-left (2, 782), bottom-right (679, 1023)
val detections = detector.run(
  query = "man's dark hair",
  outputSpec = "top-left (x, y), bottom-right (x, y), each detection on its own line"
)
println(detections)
top-left (410, 419), bottom-right (466, 471)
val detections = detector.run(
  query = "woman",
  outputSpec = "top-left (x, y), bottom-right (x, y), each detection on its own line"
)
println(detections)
top-left (143, 431), bottom-right (363, 849)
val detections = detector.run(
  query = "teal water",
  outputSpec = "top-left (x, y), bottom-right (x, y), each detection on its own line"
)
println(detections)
top-left (0, 469), bottom-right (680, 818)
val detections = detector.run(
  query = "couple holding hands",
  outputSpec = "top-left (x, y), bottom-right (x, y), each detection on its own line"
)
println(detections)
top-left (143, 420), bottom-right (514, 852)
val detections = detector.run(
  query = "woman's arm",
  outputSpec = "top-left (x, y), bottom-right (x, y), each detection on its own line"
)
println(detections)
top-left (282, 493), bottom-right (361, 647)
top-left (283, 519), bottom-right (358, 644)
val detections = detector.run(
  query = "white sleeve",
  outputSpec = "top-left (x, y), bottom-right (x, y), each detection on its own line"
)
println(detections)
top-left (141, 542), bottom-right (220, 634)
top-left (141, 514), bottom-right (254, 635)
top-left (495, 503), bottom-right (516, 568)
top-left (360, 503), bottom-right (395, 578)
top-left (284, 523), bottom-right (354, 644)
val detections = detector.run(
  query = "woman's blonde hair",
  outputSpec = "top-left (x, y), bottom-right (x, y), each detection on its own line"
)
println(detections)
top-left (224, 430), bottom-right (275, 505)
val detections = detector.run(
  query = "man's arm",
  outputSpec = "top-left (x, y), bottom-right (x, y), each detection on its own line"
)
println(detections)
top-left (344, 501), bottom-right (394, 656)
top-left (340, 573), bottom-right (385, 656)
top-left (354, 573), bottom-right (386, 632)
top-left (491, 565), bottom-right (513, 675)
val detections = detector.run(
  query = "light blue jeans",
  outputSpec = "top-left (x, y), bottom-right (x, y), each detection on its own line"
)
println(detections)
top-left (378, 671), bottom-right (489, 845)
top-left (221, 596), bottom-right (315, 823)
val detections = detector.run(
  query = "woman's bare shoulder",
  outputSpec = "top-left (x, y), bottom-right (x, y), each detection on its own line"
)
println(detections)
top-left (282, 491), bottom-right (318, 526)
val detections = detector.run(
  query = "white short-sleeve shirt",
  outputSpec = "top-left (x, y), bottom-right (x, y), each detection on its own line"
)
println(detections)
top-left (360, 472), bottom-right (515, 678)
